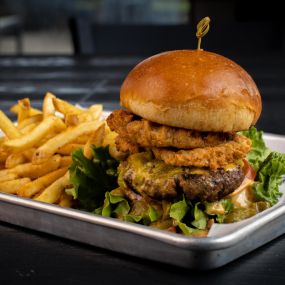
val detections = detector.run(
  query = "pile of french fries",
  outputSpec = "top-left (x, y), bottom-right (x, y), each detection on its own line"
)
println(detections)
top-left (0, 92), bottom-right (117, 207)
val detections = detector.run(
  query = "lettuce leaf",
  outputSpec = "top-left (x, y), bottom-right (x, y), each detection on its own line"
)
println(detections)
top-left (169, 197), bottom-right (188, 221)
top-left (95, 191), bottom-right (130, 219)
top-left (170, 197), bottom-right (208, 233)
top-left (191, 203), bottom-right (207, 230)
top-left (253, 152), bottom-right (285, 205)
top-left (69, 146), bottom-right (119, 211)
top-left (241, 127), bottom-right (285, 205)
top-left (125, 205), bottom-right (158, 225)
top-left (240, 127), bottom-right (271, 171)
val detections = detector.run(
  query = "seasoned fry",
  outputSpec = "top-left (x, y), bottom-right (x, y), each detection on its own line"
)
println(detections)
top-left (71, 135), bottom-right (91, 144)
top-left (83, 124), bottom-right (105, 159)
top-left (0, 95), bottom-right (108, 208)
top-left (53, 97), bottom-right (82, 115)
top-left (35, 171), bottom-right (70, 204)
top-left (17, 98), bottom-right (31, 123)
top-left (88, 104), bottom-right (103, 120)
top-left (0, 110), bottom-right (21, 139)
top-left (33, 121), bottom-right (104, 164)
top-left (58, 191), bottom-right (73, 208)
top-left (43, 92), bottom-right (56, 118)
top-left (64, 113), bottom-right (80, 126)
top-left (102, 130), bottom-right (126, 160)
top-left (60, 156), bottom-right (72, 167)
top-left (5, 152), bottom-right (27, 169)
top-left (0, 178), bottom-right (31, 194)
top-left (17, 167), bottom-right (68, 198)
top-left (65, 104), bottom-right (102, 126)
top-left (10, 104), bottom-right (41, 116)
top-left (22, 148), bottom-right (35, 161)
top-left (103, 130), bottom-right (117, 147)
top-left (0, 136), bottom-right (5, 145)
top-left (20, 123), bottom-right (38, 134)
top-left (0, 154), bottom-right (61, 179)
top-left (4, 116), bottom-right (66, 152)
top-left (0, 173), bottom-right (18, 183)
top-left (18, 114), bottom-right (42, 130)
top-left (0, 149), bottom-right (9, 163)
top-left (56, 143), bottom-right (83, 155)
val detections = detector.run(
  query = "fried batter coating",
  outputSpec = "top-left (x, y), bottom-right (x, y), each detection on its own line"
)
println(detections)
top-left (106, 110), bottom-right (134, 135)
top-left (107, 110), bottom-right (232, 150)
top-left (126, 120), bottom-right (231, 149)
top-left (115, 135), bottom-right (139, 154)
top-left (152, 135), bottom-right (251, 170)
top-left (107, 110), bottom-right (139, 153)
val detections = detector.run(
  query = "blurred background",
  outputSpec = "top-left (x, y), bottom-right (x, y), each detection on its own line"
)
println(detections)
top-left (0, 0), bottom-right (284, 133)
top-left (0, 0), bottom-right (284, 55)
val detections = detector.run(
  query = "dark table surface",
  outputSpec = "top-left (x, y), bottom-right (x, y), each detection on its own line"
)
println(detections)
top-left (0, 53), bottom-right (284, 284)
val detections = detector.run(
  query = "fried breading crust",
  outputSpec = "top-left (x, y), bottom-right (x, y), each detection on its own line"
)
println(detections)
top-left (107, 110), bottom-right (134, 134)
top-left (115, 135), bottom-right (139, 154)
top-left (107, 110), bottom-right (139, 153)
top-left (126, 120), bottom-right (231, 149)
top-left (152, 135), bottom-right (251, 170)
top-left (107, 110), bottom-right (232, 150)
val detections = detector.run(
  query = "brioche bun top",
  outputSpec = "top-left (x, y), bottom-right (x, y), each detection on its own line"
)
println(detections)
top-left (120, 50), bottom-right (261, 132)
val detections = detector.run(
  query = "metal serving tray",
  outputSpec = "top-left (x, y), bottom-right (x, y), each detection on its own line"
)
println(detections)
top-left (0, 133), bottom-right (284, 269)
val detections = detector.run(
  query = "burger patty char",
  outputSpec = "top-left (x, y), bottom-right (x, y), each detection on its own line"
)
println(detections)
top-left (178, 167), bottom-right (244, 202)
top-left (120, 152), bottom-right (245, 202)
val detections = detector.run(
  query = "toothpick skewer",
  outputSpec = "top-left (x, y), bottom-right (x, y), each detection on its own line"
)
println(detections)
top-left (196, 17), bottom-right (211, 50)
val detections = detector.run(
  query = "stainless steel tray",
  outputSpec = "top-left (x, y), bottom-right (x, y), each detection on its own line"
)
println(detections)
top-left (0, 133), bottom-right (284, 269)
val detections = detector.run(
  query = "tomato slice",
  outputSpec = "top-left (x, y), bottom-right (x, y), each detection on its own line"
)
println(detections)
top-left (243, 159), bottom-right (256, 180)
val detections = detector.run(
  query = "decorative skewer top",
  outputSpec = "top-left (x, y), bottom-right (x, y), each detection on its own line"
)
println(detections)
top-left (196, 17), bottom-right (211, 50)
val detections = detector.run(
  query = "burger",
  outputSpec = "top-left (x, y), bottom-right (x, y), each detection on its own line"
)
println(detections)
top-left (105, 49), bottom-right (262, 235)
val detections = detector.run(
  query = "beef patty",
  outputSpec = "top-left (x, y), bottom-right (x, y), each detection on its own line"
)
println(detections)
top-left (119, 152), bottom-right (245, 202)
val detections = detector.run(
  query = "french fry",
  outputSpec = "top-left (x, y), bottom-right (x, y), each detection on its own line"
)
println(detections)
top-left (17, 167), bottom-right (68, 198)
top-left (43, 92), bottom-right (56, 118)
top-left (58, 191), bottom-right (73, 208)
top-left (65, 104), bottom-right (102, 126)
top-left (10, 104), bottom-right (41, 116)
top-left (103, 131), bottom-right (126, 160)
top-left (18, 114), bottom-right (43, 130)
top-left (56, 143), bottom-right (83, 155)
top-left (71, 135), bottom-right (91, 144)
top-left (88, 104), bottom-right (103, 120)
top-left (0, 110), bottom-right (21, 139)
top-left (102, 130), bottom-right (117, 147)
top-left (0, 136), bottom-right (6, 145)
top-left (53, 97), bottom-right (82, 115)
top-left (0, 154), bottom-right (61, 179)
top-left (5, 152), bottom-right (27, 169)
top-left (17, 98), bottom-right (31, 123)
top-left (0, 178), bottom-right (31, 194)
top-left (64, 113), bottom-right (80, 126)
top-left (0, 173), bottom-right (18, 183)
top-left (0, 149), bottom-right (9, 163)
top-left (20, 123), bottom-right (38, 134)
top-left (0, 95), bottom-right (109, 208)
top-left (22, 148), bottom-right (35, 161)
top-left (33, 121), bottom-right (104, 164)
top-left (83, 124), bottom-right (105, 159)
top-left (35, 171), bottom-right (70, 204)
top-left (4, 116), bottom-right (66, 152)
top-left (60, 156), bottom-right (72, 167)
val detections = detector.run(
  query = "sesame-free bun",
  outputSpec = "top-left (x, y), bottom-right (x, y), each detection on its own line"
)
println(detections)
top-left (120, 50), bottom-right (261, 132)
